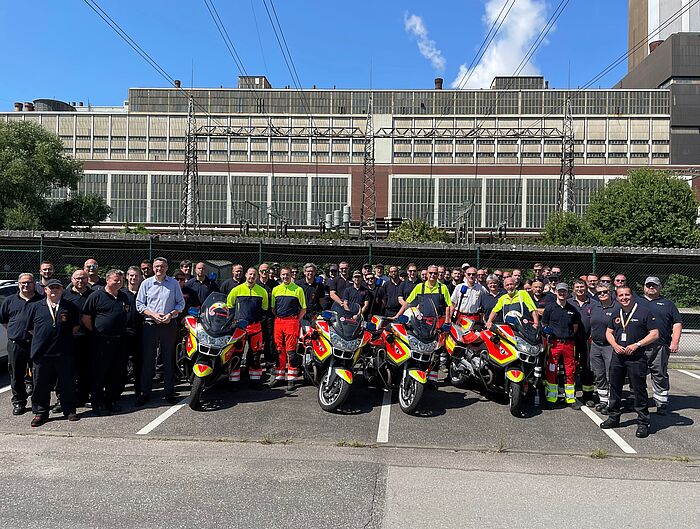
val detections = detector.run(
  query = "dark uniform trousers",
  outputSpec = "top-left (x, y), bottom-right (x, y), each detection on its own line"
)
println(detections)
top-left (607, 351), bottom-right (650, 425)
top-left (7, 339), bottom-right (31, 405)
top-left (141, 320), bottom-right (177, 397)
top-left (91, 334), bottom-right (126, 407)
top-left (123, 329), bottom-right (143, 396)
top-left (74, 334), bottom-right (91, 404)
top-left (261, 313), bottom-right (276, 365)
top-left (575, 335), bottom-right (596, 398)
top-left (32, 356), bottom-right (77, 417)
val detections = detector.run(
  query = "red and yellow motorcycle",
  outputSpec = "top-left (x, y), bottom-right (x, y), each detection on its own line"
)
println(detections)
top-left (299, 302), bottom-right (373, 412)
top-left (182, 292), bottom-right (248, 410)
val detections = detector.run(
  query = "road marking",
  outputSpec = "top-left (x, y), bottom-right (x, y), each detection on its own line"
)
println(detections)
top-left (136, 398), bottom-right (188, 435)
top-left (678, 369), bottom-right (700, 382)
top-left (0, 385), bottom-right (11, 394)
top-left (376, 390), bottom-right (392, 443)
top-left (580, 404), bottom-right (637, 454)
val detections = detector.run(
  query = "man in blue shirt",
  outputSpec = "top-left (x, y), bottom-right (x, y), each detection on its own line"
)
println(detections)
top-left (135, 257), bottom-right (185, 406)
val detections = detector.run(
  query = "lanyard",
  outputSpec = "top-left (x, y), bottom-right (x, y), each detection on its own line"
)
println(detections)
top-left (47, 300), bottom-right (59, 327)
top-left (619, 303), bottom-right (637, 331)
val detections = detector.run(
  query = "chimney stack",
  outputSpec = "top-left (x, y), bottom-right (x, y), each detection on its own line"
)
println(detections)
top-left (434, 77), bottom-right (443, 90)
top-left (79, 101), bottom-right (84, 106)
top-left (24, 102), bottom-right (34, 112)
top-left (14, 102), bottom-right (23, 112)
top-left (174, 79), bottom-right (181, 88)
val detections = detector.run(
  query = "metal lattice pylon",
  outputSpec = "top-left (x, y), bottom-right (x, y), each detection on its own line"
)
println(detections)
top-left (359, 94), bottom-right (376, 239)
top-left (557, 95), bottom-right (576, 213)
top-left (179, 97), bottom-right (201, 235)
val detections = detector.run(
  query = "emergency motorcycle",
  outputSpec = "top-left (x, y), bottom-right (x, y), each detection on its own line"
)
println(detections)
top-left (181, 292), bottom-right (248, 410)
top-left (298, 302), bottom-right (373, 412)
top-left (364, 298), bottom-right (447, 415)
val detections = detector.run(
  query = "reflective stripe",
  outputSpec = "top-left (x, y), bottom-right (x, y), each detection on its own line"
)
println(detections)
top-left (597, 389), bottom-right (609, 397)
top-left (564, 384), bottom-right (576, 403)
top-left (653, 392), bottom-right (669, 403)
top-left (582, 385), bottom-right (595, 393)
top-left (545, 381), bottom-right (558, 402)
top-left (428, 370), bottom-right (439, 381)
top-left (228, 368), bottom-right (241, 382)
top-left (249, 368), bottom-right (263, 380)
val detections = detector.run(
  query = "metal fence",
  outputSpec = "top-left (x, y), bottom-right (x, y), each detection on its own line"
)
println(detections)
top-left (1, 232), bottom-right (699, 344)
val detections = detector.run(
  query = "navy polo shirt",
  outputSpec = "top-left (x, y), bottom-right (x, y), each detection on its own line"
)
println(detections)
top-left (542, 301), bottom-right (581, 341)
top-left (532, 292), bottom-right (555, 312)
top-left (382, 279), bottom-right (404, 315)
top-left (329, 276), bottom-right (349, 299)
top-left (589, 300), bottom-right (619, 345)
top-left (295, 278), bottom-right (325, 314)
top-left (26, 299), bottom-right (80, 359)
top-left (481, 292), bottom-right (501, 320)
top-left (364, 285), bottom-right (384, 315)
top-left (64, 286), bottom-right (94, 336)
top-left (0, 292), bottom-right (43, 342)
top-left (82, 288), bottom-right (131, 337)
top-left (607, 302), bottom-right (657, 346)
top-left (220, 277), bottom-right (243, 296)
top-left (120, 287), bottom-right (143, 335)
top-left (638, 296), bottom-right (682, 346)
top-left (569, 297), bottom-right (591, 337)
top-left (400, 279), bottom-right (420, 302)
top-left (185, 277), bottom-right (219, 306)
top-left (342, 284), bottom-right (369, 308)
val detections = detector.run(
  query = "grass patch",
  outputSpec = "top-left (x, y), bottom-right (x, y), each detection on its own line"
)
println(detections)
top-left (671, 455), bottom-right (693, 463)
top-left (350, 440), bottom-right (367, 448)
top-left (591, 448), bottom-right (609, 459)
top-left (259, 435), bottom-right (290, 445)
top-left (336, 438), bottom-right (349, 447)
top-left (669, 364), bottom-right (699, 370)
top-left (336, 439), bottom-right (367, 448)
top-left (494, 440), bottom-right (508, 453)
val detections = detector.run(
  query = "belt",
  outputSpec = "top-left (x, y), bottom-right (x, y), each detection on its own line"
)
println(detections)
top-left (275, 315), bottom-right (300, 320)
top-left (592, 340), bottom-right (608, 346)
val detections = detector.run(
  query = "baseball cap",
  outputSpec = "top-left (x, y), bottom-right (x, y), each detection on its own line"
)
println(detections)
top-left (549, 274), bottom-right (560, 282)
top-left (645, 276), bottom-right (661, 286)
top-left (362, 263), bottom-right (371, 269)
top-left (46, 279), bottom-right (64, 288)
top-left (352, 270), bottom-right (362, 278)
top-left (329, 264), bottom-right (338, 272)
top-left (556, 282), bottom-right (569, 291)
top-left (461, 262), bottom-right (470, 269)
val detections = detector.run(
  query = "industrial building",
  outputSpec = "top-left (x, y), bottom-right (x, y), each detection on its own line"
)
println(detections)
top-left (3, 59), bottom-right (698, 233)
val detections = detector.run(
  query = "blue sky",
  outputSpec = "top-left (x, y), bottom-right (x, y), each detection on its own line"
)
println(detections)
top-left (0, 1), bottom-right (628, 110)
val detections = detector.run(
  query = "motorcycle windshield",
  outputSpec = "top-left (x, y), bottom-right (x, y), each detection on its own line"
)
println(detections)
top-left (504, 313), bottom-right (541, 344)
top-left (199, 292), bottom-right (236, 337)
top-left (330, 302), bottom-right (363, 340)
top-left (407, 297), bottom-right (438, 343)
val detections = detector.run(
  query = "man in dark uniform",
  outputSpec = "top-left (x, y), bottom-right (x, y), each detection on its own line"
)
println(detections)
top-left (122, 266), bottom-right (144, 396)
top-left (220, 263), bottom-right (244, 296)
top-left (342, 271), bottom-right (370, 314)
top-left (257, 262), bottom-right (279, 367)
top-left (62, 269), bottom-right (94, 408)
top-left (541, 283), bottom-right (581, 409)
top-left (481, 274), bottom-right (502, 321)
top-left (296, 263), bottom-right (325, 319)
top-left (174, 271), bottom-right (201, 313)
top-left (81, 269), bottom-right (131, 415)
top-left (400, 263), bottom-right (420, 306)
top-left (0, 273), bottom-right (42, 415)
top-left (25, 279), bottom-right (80, 426)
top-left (601, 286), bottom-right (658, 438)
top-left (588, 281), bottom-right (619, 414)
top-left (381, 265), bottom-right (404, 317)
top-left (84, 258), bottom-right (106, 290)
top-left (637, 276), bottom-right (682, 415)
top-left (185, 262), bottom-right (219, 304)
top-left (364, 271), bottom-right (384, 316)
top-left (35, 261), bottom-right (56, 297)
top-left (570, 279), bottom-right (595, 405)
top-left (530, 279), bottom-right (555, 317)
top-left (329, 261), bottom-right (351, 306)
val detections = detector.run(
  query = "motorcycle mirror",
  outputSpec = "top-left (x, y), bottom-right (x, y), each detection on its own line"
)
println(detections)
top-left (321, 310), bottom-right (334, 320)
top-left (188, 307), bottom-right (199, 316)
top-left (460, 285), bottom-right (468, 294)
top-left (395, 315), bottom-right (409, 324)
top-left (440, 323), bottom-right (451, 332)
top-left (237, 319), bottom-right (248, 329)
top-left (364, 322), bottom-right (377, 332)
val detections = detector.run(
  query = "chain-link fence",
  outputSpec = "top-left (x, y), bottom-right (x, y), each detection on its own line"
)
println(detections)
top-left (1, 233), bottom-right (699, 351)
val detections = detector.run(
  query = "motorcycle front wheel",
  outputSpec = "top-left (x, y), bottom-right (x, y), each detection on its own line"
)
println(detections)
top-left (317, 371), bottom-right (351, 412)
top-left (508, 381), bottom-right (524, 417)
top-left (189, 375), bottom-right (206, 410)
top-left (448, 360), bottom-right (469, 388)
top-left (398, 374), bottom-right (424, 414)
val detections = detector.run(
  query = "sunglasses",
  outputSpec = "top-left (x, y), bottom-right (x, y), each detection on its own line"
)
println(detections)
top-left (407, 270), bottom-right (417, 273)
top-left (597, 290), bottom-right (609, 295)
top-left (428, 271), bottom-right (438, 275)
top-left (466, 273), bottom-right (476, 276)
top-left (645, 283), bottom-right (659, 288)
top-left (259, 269), bottom-right (269, 273)
top-left (614, 279), bottom-right (625, 283)
top-left (19, 281), bottom-right (34, 286)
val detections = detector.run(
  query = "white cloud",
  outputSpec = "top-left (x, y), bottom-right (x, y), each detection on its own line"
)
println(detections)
top-left (452, 0), bottom-right (549, 89)
top-left (404, 13), bottom-right (446, 72)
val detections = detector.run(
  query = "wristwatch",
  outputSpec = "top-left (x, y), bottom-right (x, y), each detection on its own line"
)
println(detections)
top-left (635, 342), bottom-right (642, 348)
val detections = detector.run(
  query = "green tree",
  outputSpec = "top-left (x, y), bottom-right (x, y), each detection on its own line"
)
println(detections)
top-left (0, 121), bottom-right (83, 229)
top-left (43, 193), bottom-right (112, 231)
top-left (542, 169), bottom-right (700, 248)
top-left (386, 219), bottom-right (452, 243)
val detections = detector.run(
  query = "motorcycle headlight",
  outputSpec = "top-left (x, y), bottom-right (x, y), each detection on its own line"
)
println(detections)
top-left (407, 335), bottom-right (438, 353)
top-left (515, 336), bottom-right (542, 356)
top-left (196, 327), bottom-right (231, 348)
top-left (329, 330), bottom-right (362, 352)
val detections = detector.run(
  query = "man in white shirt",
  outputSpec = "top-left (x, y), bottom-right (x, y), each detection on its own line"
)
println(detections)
top-left (451, 267), bottom-right (487, 316)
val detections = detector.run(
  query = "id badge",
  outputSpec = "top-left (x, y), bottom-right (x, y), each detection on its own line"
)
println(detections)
top-left (620, 332), bottom-right (627, 342)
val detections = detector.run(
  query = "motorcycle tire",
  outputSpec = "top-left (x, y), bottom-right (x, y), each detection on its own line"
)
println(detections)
top-left (189, 376), bottom-right (206, 410)
top-left (508, 381), bottom-right (524, 417)
top-left (448, 362), bottom-right (469, 388)
top-left (317, 371), bottom-right (351, 412)
top-left (398, 375), bottom-right (424, 415)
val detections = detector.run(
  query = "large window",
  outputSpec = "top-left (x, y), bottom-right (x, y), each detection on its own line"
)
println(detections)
top-left (391, 177), bottom-right (434, 222)
top-left (485, 178), bottom-right (522, 227)
top-left (199, 175), bottom-right (228, 224)
top-left (574, 178), bottom-right (605, 216)
top-left (311, 176), bottom-right (348, 224)
top-left (111, 173), bottom-right (147, 223)
top-left (438, 178), bottom-right (482, 228)
top-left (272, 176), bottom-right (308, 224)
top-left (78, 173), bottom-right (108, 199)
top-left (230, 174), bottom-right (268, 225)
top-left (526, 178), bottom-right (558, 228)
top-left (151, 174), bottom-right (180, 224)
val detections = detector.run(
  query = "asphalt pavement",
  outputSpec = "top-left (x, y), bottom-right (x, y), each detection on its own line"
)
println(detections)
top-left (0, 365), bottom-right (699, 528)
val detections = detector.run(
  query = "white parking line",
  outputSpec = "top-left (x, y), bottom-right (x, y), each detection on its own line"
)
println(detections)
top-left (0, 385), bottom-right (11, 394)
top-left (580, 404), bottom-right (637, 454)
top-left (376, 390), bottom-right (392, 443)
top-left (136, 398), bottom-right (188, 435)
top-left (678, 369), bottom-right (700, 382)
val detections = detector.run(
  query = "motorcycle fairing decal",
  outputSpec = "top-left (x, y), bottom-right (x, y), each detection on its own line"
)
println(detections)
top-left (362, 330), bottom-right (372, 347)
top-left (449, 325), bottom-right (463, 342)
top-left (183, 316), bottom-right (197, 331)
top-left (387, 334), bottom-right (410, 364)
top-left (335, 368), bottom-right (353, 384)
top-left (221, 344), bottom-right (235, 364)
top-left (193, 363), bottom-right (213, 377)
top-left (408, 369), bottom-right (427, 384)
top-left (490, 340), bottom-right (517, 365)
top-left (506, 369), bottom-right (524, 383)
top-left (445, 334), bottom-right (457, 354)
top-left (391, 323), bottom-right (407, 340)
top-left (185, 333), bottom-right (197, 358)
top-left (313, 335), bottom-right (331, 362)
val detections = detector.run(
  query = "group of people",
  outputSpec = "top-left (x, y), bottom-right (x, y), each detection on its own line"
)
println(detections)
top-left (0, 257), bottom-right (682, 438)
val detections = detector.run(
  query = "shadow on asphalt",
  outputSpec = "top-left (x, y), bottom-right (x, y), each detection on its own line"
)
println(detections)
top-left (414, 389), bottom-right (480, 418)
